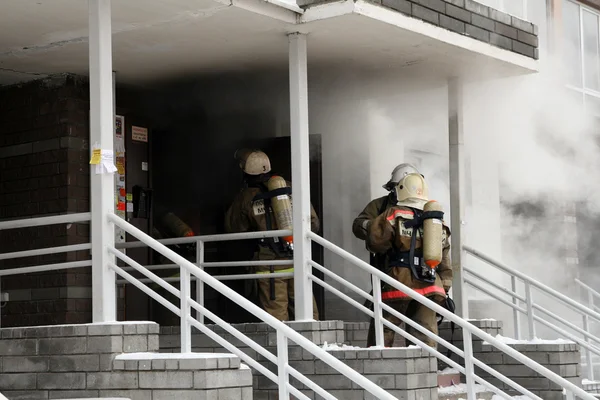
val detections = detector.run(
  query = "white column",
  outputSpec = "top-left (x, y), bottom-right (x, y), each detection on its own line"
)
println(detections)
top-left (289, 33), bottom-right (314, 321)
top-left (448, 78), bottom-right (468, 318)
top-left (89, 0), bottom-right (117, 322)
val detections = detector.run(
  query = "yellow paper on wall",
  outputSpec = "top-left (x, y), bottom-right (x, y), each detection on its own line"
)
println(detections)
top-left (90, 149), bottom-right (101, 165)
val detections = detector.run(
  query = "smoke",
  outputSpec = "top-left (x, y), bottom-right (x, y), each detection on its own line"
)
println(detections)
top-left (311, 12), bottom-right (600, 333)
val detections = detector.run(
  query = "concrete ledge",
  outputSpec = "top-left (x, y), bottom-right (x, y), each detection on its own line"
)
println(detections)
top-left (114, 353), bottom-right (241, 370)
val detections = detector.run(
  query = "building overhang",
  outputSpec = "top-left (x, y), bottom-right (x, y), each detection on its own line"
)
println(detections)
top-left (0, 0), bottom-right (538, 87)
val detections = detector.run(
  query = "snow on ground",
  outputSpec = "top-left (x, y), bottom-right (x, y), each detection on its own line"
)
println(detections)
top-left (321, 342), bottom-right (420, 351)
top-left (482, 334), bottom-right (575, 346)
top-left (437, 383), bottom-right (488, 395)
top-left (439, 367), bottom-right (460, 375)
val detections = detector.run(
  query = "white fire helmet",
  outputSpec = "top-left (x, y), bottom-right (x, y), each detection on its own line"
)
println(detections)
top-left (383, 163), bottom-right (421, 191)
top-left (234, 149), bottom-right (272, 175)
top-left (395, 173), bottom-right (429, 210)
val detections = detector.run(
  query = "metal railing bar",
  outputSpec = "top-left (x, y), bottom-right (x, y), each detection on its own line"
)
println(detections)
top-left (309, 260), bottom-right (373, 302)
top-left (116, 272), bottom-right (295, 285)
top-left (201, 260), bottom-right (293, 268)
top-left (286, 383), bottom-right (312, 400)
top-left (464, 267), bottom-right (526, 303)
top-left (465, 246), bottom-right (600, 324)
top-left (109, 247), bottom-right (180, 298)
top-left (109, 263), bottom-right (181, 317)
top-left (464, 279), bottom-right (528, 314)
top-left (119, 260), bottom-right (294, 273)
top-left (531, 313), bottom-right (600, 357)
top-left (533, 304), bottom-right (600, 349)
top-left (311, 270), bottom-right (528, 399)
top-left (185, 314), bottom-right (278, 383)
top-left (115, 229), bottom-right (293, 249)
top-left (466, 279), bottom-right (600, 359)
top-left (0, 260), bottom-right (91, 277)
top-left (188, 294), bottom-right (339, 400)
top-left (109, 215), bottom-right (396, 400)
top-left (0, 213), bottom-right (91, 230)
top-left (309, 274), bottom-right (375, 318)
top-left (379, 317), bottom-right (523, 400)
top-left (214, 272), bottom-right (293, 281)
top-left (186, 297), bottom-right (277, 364)
top-left (0, 243), bottom-right (92, 262)
top-left (311, 232), bottom-right (594, 400)
top-left (577, 279), bottom-right (600, 301)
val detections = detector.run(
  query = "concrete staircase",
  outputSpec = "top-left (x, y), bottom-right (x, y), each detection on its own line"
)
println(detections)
top-left (0, 319), bottom-right (589, 400)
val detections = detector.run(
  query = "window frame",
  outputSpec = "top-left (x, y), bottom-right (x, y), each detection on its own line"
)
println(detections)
top-left (564, 0), bottom-right (600, 115)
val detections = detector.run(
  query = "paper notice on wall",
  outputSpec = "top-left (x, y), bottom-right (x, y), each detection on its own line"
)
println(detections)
top-left (132, 126), bottom-right (148, 142)
top-left (127, 202), bottom-right (134, 213)
top-left (94, 149), bottom-right (118, 174)
top-left (90, 148), bottom-right (101, 165)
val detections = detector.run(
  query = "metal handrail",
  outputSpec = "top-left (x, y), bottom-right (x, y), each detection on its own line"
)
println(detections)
top-left (107, 213), bottom-right (397, 400)
top-left (115, 229), bottom-right (292, 249)
top-left (308, 261), bottom-right (538, 400)
top-left (466, 276), bottom-right (600, 356)
top-left (464, 246), bottom-right (600, 382)
top-left (465, 246), bottom-right (600, 323)
top-left (0, 213), bottom-right (91, 230)
top-left (309, 232), bottom-right (595, 400)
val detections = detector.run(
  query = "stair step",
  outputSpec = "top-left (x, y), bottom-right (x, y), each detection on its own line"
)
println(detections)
top-left (438, 369), bottom-right (461, 387)
top-left (438, 384), bottom-right (494, 400)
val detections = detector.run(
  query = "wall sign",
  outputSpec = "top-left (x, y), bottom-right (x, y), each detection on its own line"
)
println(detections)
top-left (132, 126), bottom-right (148, 142)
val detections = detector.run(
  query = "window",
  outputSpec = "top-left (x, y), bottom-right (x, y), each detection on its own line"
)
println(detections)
top-left (563, 0), bottom-right (600, 116)
top-left (475, 0), bottom-right (528, 20)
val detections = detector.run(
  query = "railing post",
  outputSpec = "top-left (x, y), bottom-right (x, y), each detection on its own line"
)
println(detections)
top-left (524, 282), bottom-right (536, 340)
top-left (180, 266), bottom-right (192, 353)
top-left (585, 290), bottom-right (595, 381)
top-left (277, 331), bottom-right (290, 400)
top-left (89, 0), bottom-right (116, 322)
top-left (195, 239), bottom-right (205, 324)
top-left (511, 276), bottom-right (521, 339)
top-left (462, 329), bottom-right (477, 400)
top-left (448, 78), bottom-right (468, 318)
top-left (289, 32), bottom-right (314, 321)
top-left (372, 275), bottom-right (384, 347)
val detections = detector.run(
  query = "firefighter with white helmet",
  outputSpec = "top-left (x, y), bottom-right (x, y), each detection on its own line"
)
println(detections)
top-left (225, 149), bottom-right (320, 321)
top-left (364, 170), bottom-right (453, 347)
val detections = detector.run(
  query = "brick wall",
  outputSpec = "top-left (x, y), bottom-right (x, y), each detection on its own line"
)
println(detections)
top-left (0, 74), bottom-right (93, 327)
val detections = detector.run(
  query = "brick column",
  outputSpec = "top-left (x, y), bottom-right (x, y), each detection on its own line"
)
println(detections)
top-left (0, 75), bottom-right (92, 327)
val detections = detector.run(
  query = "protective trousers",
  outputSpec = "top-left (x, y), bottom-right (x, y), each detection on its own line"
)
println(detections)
top-left (366, 299), bottom-right (437, 348)
top-left (258, 277), bottom-right (319, 321)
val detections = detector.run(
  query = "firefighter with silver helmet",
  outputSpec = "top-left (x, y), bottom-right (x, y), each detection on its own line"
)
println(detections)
top-left (365, 171), bottom-right (453, 347)
top-left (225, 149), bottom-right (320, 321)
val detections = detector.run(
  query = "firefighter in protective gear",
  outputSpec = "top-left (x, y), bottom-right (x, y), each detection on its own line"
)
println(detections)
top-left (352, 164), bottom-right (421, 313)
top-left (365, 172), bottom-right (452, 348)
top-left (225, 149), bottom-right (320, 321)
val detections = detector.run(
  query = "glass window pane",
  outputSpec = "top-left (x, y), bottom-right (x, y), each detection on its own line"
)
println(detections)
top-left (505, 0), bottom-right (525, 20)
top-left (563, 0), bottom-right (583, 87)
top-left (583, 10), bottom-right (600, 91)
